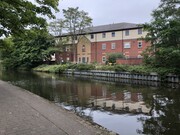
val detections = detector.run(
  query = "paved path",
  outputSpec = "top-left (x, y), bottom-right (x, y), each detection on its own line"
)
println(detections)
top-left (0, 80), bottom-right (108, 135)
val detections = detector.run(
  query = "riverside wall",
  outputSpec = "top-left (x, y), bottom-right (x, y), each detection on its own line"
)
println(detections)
top-left (63, 70), bottom-right (179, 83)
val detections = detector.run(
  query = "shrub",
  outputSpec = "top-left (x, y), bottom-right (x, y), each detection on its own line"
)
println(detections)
top-left (76, 64), bottom-right (95, 71)
top-left (107, 53), bottom-right (124, 64)
top-left (114, 65), bottom-right (129, 72)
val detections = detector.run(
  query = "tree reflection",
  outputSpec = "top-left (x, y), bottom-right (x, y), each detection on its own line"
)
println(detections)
top-left (138, 88), bottom-right (180, 135)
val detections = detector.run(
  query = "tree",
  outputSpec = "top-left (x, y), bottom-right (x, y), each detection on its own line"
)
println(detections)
top-left (0, 0), bottom-right (59, 37)
top-left (107, 53), bottom-right (124, 64)
top-left (63, 7), bottom-right (92, 62)
top-left (138, 88), bottom-right (180, 135)
top-left (0, 29), bottom-right (55, 69)
top-left (49, 19), bottom-right (65, 36)
top-left (143, 0), bottom-right (180, 70)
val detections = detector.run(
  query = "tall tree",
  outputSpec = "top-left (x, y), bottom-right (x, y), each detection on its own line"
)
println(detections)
top-left (63, 7), bottom-right (92, 62)
top-left (143, 0), bottom-right (180, 70)
top-left (49, 19), bottom-right (65, 36)
top-left (0, 0), bottom-right (59, 37)
top-left (48, 19), bottom-right (70, 54)
top-left (0, 29), bottom-right (55, 69)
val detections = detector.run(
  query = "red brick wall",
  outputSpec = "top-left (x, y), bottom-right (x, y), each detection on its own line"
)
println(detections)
top-left (123, 39), bottom-right (150, 58)
top-left (91, 40), bottom-right (123, 63)
top-left (55, 52), bottom-right (74, 63)
top-left (116, 58), bottom-right (143, 65)
top-left (91, 39), bottom-right (150, 64)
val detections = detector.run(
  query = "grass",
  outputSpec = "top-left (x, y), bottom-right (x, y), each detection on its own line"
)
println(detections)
top-left (33, 63), bottom-right (179, 76)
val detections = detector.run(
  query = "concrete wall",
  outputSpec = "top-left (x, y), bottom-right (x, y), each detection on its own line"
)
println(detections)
top-left (64, 70), bottom-right (180, 83)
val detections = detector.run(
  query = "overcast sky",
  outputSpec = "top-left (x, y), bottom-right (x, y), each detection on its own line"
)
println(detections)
top-left (54, 0), bottom-right (161, 26)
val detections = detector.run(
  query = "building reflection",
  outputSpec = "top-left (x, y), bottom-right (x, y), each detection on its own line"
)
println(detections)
top-left (54, 79), bottom-right (151, 115)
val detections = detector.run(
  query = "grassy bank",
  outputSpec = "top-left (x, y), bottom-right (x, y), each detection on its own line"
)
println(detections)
top-left (33, 63), bottom-right (179, 76)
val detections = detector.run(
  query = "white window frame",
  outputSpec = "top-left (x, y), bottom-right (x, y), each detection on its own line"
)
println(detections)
top-left (102, 56), bottom-right (106, 63)
top-left (111, 43), bottom-right (116, 49)
top-left (102, 43), bottom-right (106, 50)
top-left (102, 32), bottom-right (106, 38)
top-left (125, 30), bottom-right (129, 36)
top-left (138, 29), bottom-right (142, 35)
top-left (112, 32), bottom-right (115, 37)
top-left (124, 42), bottom-right (131, 49)
top-left (138, 41), bottom-right (142, 48)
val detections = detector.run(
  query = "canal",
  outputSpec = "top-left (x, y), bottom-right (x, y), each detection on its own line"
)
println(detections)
top-left (0, 71), bottom-right (179, 135)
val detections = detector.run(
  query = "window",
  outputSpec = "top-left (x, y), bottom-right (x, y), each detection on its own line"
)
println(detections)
top-left (112, 32), bottom-right (115, 37)
top-left (87, 57), bottom-right (89, 63)
top-left (138, 41), bottom-right (142, 48)
top-left (102, 32), bottom-right (106, 38)
top-left (82, 57), bottom-right (86, 63)
top-left (102, 43), bottom-right (106, 50)
top-left (82, 45), bottom-right (86, 52)
top-left (102, 56), bottom-right (106, 63)
top-left (90, 34), bottom-right (94, 39)
top-left (111, 43), bottom-right (116, 49)
top-left (125, 30), bottom-right (129, 36)
top-left (124, 42), bottom-right (131, 49)
top-left (79, 57), bottom-right (81, 62)
top-left (138, 29), bottom-right (142, 35)
top-left (67, 57), bottom-right (70, 61)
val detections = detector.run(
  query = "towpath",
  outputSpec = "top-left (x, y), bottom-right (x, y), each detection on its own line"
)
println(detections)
top-left (0, 80), bottom-right (109, 135)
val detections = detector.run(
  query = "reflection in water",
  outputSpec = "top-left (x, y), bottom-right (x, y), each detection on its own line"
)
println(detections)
top-left (0, 71), bottom-right (179, 135)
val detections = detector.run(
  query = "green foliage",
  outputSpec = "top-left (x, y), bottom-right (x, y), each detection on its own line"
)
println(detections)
top-left (96, 65), bottom-right (115, 71)
top-left (33, 63), bottom-right (179, 78)
top-left (107, 53), bottom-right (124, 64)
top-left (114, 65), bottom-right (129, 72)
top-left (34, 64), bottom-right (68, 73)
top-left (33, 63), bottom-right (95, 72)
top-left (143, 0), bottom-right (180, 69)
top-left (0, 29), bottom-right (55, 69)
top-left (75, 64), bottom-right (95, 71)
top-left (62, 7), bottom-right (93, 61)
top-left (66, 63), bottom-right (95, 71)
top-left (49, 19), bottom-right (65, 36)
top-left (63, 7), bottom-right (92, 35)
top-left (0, 0), bottom-right (59, 37)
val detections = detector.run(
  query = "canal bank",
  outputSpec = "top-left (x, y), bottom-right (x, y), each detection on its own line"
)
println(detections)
top-left (63, 70), bottom-right (179, 83)
top-left (0, 80), bottom-right (111, 135)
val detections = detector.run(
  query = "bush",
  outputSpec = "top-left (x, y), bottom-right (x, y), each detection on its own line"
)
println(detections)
top-left (96, 65), bottom-right (115, 71)
top-left (107, 53), bottom-right (124, 64)
top-left (33, 64), bottom-right (68, 73)
top-left (76, 64), bottom-right (95, 71)
top-left (114, 65), bottom-right (129, 72)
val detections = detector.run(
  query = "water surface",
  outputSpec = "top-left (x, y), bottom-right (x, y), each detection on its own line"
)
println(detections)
top-left (0, 71), bottom-right (179, 135)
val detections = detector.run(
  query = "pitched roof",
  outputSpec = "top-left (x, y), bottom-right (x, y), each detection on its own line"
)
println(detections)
top-left (86, 22), bottom-right (141, 34)
top-left (57, 22), bottom-right (142, 37)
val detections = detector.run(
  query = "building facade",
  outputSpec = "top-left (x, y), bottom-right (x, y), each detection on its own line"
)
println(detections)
top-left (55, 22), bottom-right (150, 64)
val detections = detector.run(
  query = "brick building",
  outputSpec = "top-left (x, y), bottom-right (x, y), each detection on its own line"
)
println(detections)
top-left (55, 22), bottom-right (150, 64)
